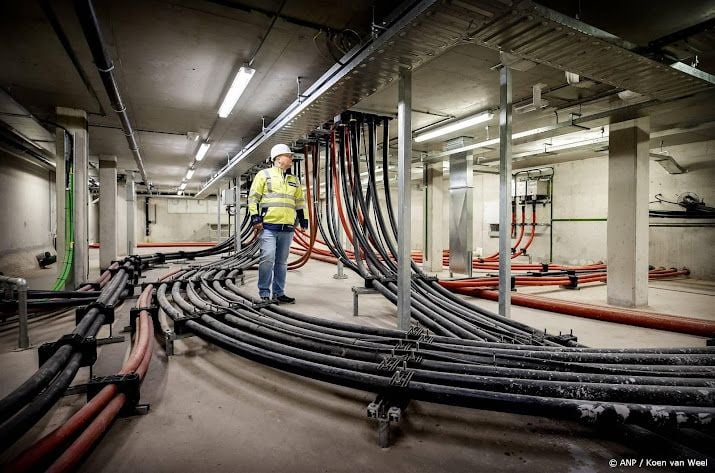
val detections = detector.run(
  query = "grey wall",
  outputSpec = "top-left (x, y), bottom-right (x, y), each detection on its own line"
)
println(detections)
top-left (648, 140), bottom-right (715, 278)
top-left (0, 154), bottom-right (54, 273)
top-left (139, 197), bottom-right (220, 243)
top-left (466, 140), bottom-right (715, 279)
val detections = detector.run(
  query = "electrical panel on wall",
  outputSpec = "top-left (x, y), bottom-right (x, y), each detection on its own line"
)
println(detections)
top-left (221, 187), bottom-right (239, 206)
top-left (527, 180), bottom-right (549, 199)
top-left (512, 169), bottom-right (553, 204)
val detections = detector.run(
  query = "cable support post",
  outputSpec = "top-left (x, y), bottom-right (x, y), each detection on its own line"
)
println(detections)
top-left (38, 333), bottom-right (97, 368)
top-left (128, 305), bottom-right (160, 333)
top-left (366, 392), bottom-right (411, 448)
top-left (87, 373), bottom-right (149, 416)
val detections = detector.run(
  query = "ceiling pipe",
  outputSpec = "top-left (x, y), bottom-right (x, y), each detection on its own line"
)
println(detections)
top-left (74, 0), bottom-right (151, 188)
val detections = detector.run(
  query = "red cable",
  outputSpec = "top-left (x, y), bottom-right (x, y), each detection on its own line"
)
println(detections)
top-left (465, 288), bottom-right (715, 337)
top-left (8, 278), bottom-right (159, 472)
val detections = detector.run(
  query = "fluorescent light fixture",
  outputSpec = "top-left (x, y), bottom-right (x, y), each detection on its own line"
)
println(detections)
top-left (179, 182), bottom-right (187, 190)
top-left (513, 136), bottom-right (608, 159)
top-left (195, 142), bottom-right (211, 161)
top-left (414, 111), bottom-right (493, 143)
top-left (185, 169), bottom-right (195, 180)
top-left (218, 66), bottom-right (256, 118)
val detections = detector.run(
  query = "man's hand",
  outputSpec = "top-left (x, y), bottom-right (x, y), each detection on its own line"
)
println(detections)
top-left (299, 218), bottom-right (309, 230)
top-left (253, 223), bottom-right (263, 236)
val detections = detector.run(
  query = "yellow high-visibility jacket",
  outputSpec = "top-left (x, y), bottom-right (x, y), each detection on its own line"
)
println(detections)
top-left (248, 166), bottom-right (305, 225)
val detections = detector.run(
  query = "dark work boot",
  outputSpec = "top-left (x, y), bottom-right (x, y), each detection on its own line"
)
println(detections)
top-left (276, 295), bottom-right (295, 304)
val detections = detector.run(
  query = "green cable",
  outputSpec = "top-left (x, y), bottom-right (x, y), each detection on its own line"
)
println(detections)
top-left (52, 165), bottom-right (74, 291)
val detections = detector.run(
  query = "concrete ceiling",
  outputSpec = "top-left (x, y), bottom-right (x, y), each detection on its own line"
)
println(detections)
top-left (1, 0), bottom-right (714, 195)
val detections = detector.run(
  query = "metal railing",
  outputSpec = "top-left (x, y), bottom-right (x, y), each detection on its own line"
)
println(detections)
top-left (0, 275), bottom-right (29, 349)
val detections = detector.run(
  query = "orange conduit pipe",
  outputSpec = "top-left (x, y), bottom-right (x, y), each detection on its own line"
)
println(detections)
top-left (6, 273), bottom-right (168, 472)
top-left (511, 204), bottom-right (537, 259)
top-left (462, 288), bottom-right (715, 338)
top-left (439, 268), bottom-right (689, 290)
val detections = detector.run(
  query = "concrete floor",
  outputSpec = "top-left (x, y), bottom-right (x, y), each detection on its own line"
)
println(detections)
top-left (1, 249), bottom-right (713, 472)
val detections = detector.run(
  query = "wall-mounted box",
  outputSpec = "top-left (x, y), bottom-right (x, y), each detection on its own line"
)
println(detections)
top-left (221, 187), bottom-right (239, 206)
top-left (527, 179), bottom-right (549, 198)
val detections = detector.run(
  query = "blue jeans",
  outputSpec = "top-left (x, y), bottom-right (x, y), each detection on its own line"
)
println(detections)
top-left (258, 228), bottom-right (294, 298)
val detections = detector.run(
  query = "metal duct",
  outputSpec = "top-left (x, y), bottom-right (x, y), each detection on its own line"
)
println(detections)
top-left (74, 0), bottom-right (150, 187)
top-left (198, 0), bottom-right (714, 197)
top-left (469, 2), bottom-right (715, 100)
top-left (448, 138), bottom-right (474, 276)
top-left (196, 0), bottom-right (512, 197)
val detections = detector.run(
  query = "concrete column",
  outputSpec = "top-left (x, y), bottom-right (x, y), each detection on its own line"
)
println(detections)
top-left (56, 107), bottom-right (88, 289)
top-left (424, 162), bottom-right (444, 273)
top-left (126, 171), bottom-right (135, 255)
top-left (99, 155), bottom-right (118, 269)
top-left (607, 117), bottom-right (650, 307)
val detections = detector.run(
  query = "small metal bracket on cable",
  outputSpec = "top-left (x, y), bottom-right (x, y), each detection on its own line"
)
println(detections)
top-left (252, 298), bottom-right (275, 309)
top-left (127, 305), bottom-right (160, 333)
top-left (164, 312), bottom-right (202, 356)
top-left (546, 329), bottom-right (578, 345)
top-left (75, 302), bottom-right (125, 345)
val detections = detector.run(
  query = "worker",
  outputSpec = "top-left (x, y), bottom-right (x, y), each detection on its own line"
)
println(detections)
top-left (248, 143), bottom-right (308, 303)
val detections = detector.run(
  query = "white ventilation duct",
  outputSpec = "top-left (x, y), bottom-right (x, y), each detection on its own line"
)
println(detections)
top-left (514, 83), bottom-right (549, 114)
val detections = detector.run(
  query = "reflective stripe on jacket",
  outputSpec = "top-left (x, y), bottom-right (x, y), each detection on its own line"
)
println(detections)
top-left (248, 166), bottom-right (305, 225)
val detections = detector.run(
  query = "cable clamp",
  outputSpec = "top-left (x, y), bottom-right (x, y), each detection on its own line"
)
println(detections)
top-left (173, 311), bottom-right (209, 335)
top-left (76, 301), bottom-right (115, 326)
top-left (38, 333), bottom-right (97, 368)
top-left (546, 329), bottom-right (578, 345)
top-left (418, 333), bottom-right (434, 344)
top-left (418, 275), bottom-right (439, 282)
top-left (559, 274), bottom-right (579, 290)
top-left (178, 251), bottom-right (196, 261)
top-left (129, 305), bottom-right (160, 333)
top-left (377, 355), bottom-right (403, 372)
top-left (87, 373), bottom-right (146, 416)
top-left (406, 326), bottom-right (424, 339)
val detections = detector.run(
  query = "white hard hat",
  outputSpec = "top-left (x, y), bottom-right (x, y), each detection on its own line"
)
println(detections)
top-left (270, 143), bottom-right (294, 160)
